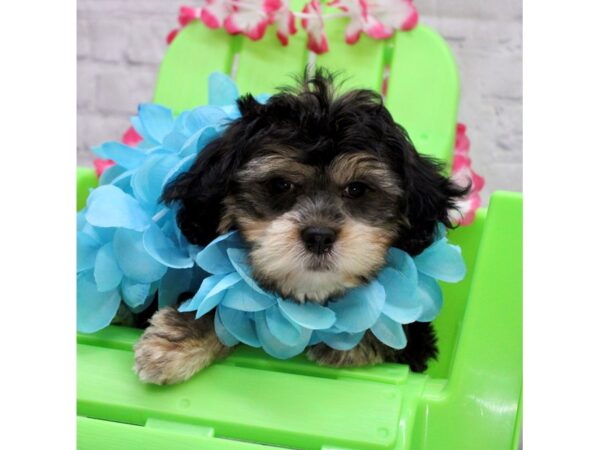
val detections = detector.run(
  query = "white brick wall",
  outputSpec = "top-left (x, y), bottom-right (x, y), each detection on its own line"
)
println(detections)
top-left (77, 0), bottom-right (522, 204)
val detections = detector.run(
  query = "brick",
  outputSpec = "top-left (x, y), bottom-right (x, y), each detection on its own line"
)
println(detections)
top-left (77, 16), bottom-right (91, 59)
top-left (419, 0), bottom-right (522, 21)
top-left (95, 66), bottom-right (157, 114)
top-left (78, 0), bottom-right (177, 15)
top-left (89, 18), bottom-right (128, 63)
top-left (423, 16), bottom-right (522, 56)
top-left (77, 63), bottom-right (96, 111)
top-left (126, 15), bottom-right (173, 65)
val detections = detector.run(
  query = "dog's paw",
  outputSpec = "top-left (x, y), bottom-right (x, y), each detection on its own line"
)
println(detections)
top-left (133, 307), bottom-right (229, 385)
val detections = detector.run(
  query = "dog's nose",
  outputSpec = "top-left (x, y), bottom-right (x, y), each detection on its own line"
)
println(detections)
top-left (301, 227), bottom-right (337, 255)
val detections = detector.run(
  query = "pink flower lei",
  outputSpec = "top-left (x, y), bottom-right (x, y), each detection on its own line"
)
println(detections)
top-left (167, 0), bottom-right (418, 53)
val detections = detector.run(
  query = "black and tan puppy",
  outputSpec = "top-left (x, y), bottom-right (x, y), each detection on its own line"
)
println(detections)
top-left (134, 69), bottom-right (468, 385)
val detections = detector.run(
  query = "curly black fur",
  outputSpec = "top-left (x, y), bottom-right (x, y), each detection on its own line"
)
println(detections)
top-left (163, 68), bottom-right (467, 254)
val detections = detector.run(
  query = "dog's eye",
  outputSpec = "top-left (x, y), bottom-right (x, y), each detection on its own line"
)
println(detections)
top-left (344, 182), bottom-right (368, 199)
top-left (269, 177), bottom-right (294, 194)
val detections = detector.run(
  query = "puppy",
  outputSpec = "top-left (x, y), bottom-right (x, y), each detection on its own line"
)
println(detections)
top-left (134, 69), bottom-right (468, 385)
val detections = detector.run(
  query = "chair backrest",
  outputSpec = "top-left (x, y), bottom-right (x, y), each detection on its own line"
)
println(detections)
top-left (152, 11), bottom-right (465, 378)
top-left (153, 4), bottom-right (460, 166)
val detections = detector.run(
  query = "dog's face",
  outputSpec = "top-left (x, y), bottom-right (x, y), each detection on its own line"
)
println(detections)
top-left (224, 146), bottom-right (401, 302)
top-left (164, 71), bottom-right (467, 303)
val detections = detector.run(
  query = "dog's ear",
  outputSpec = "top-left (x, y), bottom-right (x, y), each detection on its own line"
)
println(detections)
top-left (162, 129), bottom-right (244, 246)
top-left (397, 139), bottom-right (469, 255)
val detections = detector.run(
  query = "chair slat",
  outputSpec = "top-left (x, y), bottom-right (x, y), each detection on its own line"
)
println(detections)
top-left (154, 23), bottom-right (236, 114)
top-left (78, 343), bottom-right (402, 449)
top-left (386, 26), bottom-right (460, 165)
top-left (235, 27), bottom-right (309, 96)
top-left (316, 8), bottom-right (387, 93)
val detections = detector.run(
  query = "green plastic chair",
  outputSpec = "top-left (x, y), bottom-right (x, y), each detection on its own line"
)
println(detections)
top-left (77, 6), bottom-right (522, 449)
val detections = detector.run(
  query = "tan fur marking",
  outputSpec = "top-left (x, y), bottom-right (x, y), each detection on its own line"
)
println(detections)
top-left (246, 214), bottom-right (394, 303)
top-left (218, 195), bottom-right (237, 234)
top-left (306, 332), bottom-right (393, 367)
top-left (236, 154), bottom-right (315, 183)
top-left (133, 308), bottom-right (233, 385)
top-left (329, 152), bottom-right (402, 195)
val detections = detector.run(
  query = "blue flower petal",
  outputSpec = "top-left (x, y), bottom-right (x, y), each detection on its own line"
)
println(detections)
top-left (178, 273), bottom-right (225, 313)
top-left (113, 228), bottom-right (167, 283)
top-left (277, 298), bottom-right (336, 330)
top-left (98, 164), bottom-right (126, 186)
top-left (208, 72), bottom-right (240, 106)
top-left (315, 330), bottom-right (365, 351)
top-left (77, 271), bottom-right (121, 333)
top-left (386, 248), bottom-right (418, 297)
top-left (179, 126), bottom-right (220, 157)
top-left (162, 154), bottom-right (196, 188)
top-left (416, 274), bottom-right (443, 322)
top-left (77, 231), bottom-right (100, 272)
top-left (158, 268), bottom-right (194, 308)
top-left (93, 142), bottom-right (146, 170)
top-left (195, 231), bottom-right (243, 274)
top-left (85, 185), bottom-right (151, 231)
top-left (255, 310), bottom-right (311, 359)
top-left (137, 104), bottom-right (174, 143)
top-left (204, 271), bottom-right (242, 299)
top-left (214, 308), bottom-right (240, 347)
top-left (308, 333), bottom-right (322, 346)
top-left (120, 278), bottom-right (152, 309)
top-left (414, 239), bottom-right (466, 283)
top-left (143, 222), bottom-right (194, 269)
top-left (162, 130), bottom-right (189, 152)
top-left (218, 306), bottom-right (260, 347)
top-left (94, 243), bottom-right (123, 292)
top-left (327, 282), bottom-right (386, 333)
top-left (131, 153), bottom-right (181, 206)
top-left (226, 247), bottom-right (267, 294)
top-left (221, 105), bottom-right (241, 120)
top-left (180, 272), bottom-right (241, 318)
top-left (370, 314), bottom-right (407, 349)
top-left (221, 282), bottom-right (276, 311)
top-left (378, 267), bottom-right (422, 324)
top-left (265, 306), bottom-right (305, 346)
top-left (256, 93), bottom-right (271, 104)
top-left (185, 106), bottom-right (228, 131)
top-left (109, 170), bottom-right (135, 195)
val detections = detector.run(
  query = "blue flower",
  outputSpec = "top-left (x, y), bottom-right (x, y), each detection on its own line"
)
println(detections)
top-left (77, 73), bottom-right (248, 333)
top-left (179, 228), bottom-right (466, 359)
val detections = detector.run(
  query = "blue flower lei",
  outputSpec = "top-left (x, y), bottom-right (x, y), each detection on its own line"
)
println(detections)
top-left (77, 73), bottom-right (260, 332)
top-left (178, 227), bottom-right (465, 359)
top-left (77, 72), bottom-right (466, 359)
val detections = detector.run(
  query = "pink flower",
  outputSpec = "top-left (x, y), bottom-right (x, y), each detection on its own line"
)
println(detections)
top-left (450, 124), bottom-right (485, 226)
top-left (179, 6), bottom-right (203, 26)
top-left (270, 0), bottom-right (297, 45)
top-left (330, 0), bottom-right (418, 44)
top-left (224, 0), bottom-right (272, 41)
top-left (122, 126), bottom-right (143, 147)
top-left (366, 0), bottom-right (418, 32)
top-left (166, 28), bottom-right (180, 45)
top-left (202, 0), bottom-right (231, 29)
top-left (301, 0), bottom-right (328, 54)
top-left (93, 158), bottom-right (115, 178)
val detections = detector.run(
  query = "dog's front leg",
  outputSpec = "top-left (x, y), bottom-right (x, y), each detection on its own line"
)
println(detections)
top-left (134, 307), bottom-right (233, 385)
